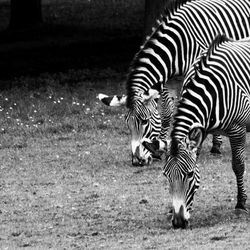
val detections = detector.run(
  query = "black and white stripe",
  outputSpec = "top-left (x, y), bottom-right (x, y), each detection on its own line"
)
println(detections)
top-left (126, 0), bottom-right (250, 159)
top-left (165, 35), bottom-right (250, 228)
top-left (99, 0), bottom-right (250, 165)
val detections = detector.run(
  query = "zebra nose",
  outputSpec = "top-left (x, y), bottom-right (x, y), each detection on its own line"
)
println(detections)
top-left (132, 155), bottom-right (146, 166)
top-left (172, 205), bottom-right (189, 229)
top-left (172, 217), bottom-right (188, 229)
top-left (132, 146), bottom-right (147, 166)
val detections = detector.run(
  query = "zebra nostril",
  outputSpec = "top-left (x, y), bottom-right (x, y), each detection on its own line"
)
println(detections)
top-left (139, 159), bottom-right (146, 166)
top-left (132, 157), bottom-right (139, 166)
top-left (148, 155), bottom-right (153, 165)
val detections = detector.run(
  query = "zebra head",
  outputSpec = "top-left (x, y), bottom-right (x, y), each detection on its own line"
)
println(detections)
top-left (98, 89), bottom-right (161, 166)
top-left (164, 126), bottom-right (204, 229)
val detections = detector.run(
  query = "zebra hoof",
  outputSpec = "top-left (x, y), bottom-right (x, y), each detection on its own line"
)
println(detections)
top-left (235, 203), bottom-right (248, 215)
top-left (210, 145), bottom-right (222, 155)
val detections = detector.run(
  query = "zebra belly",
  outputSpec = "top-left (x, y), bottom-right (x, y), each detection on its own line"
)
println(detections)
top-left (209, 129), bottom-right (228, 136)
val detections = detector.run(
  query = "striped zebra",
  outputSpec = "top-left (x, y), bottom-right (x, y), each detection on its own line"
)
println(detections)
top-left (98, 0), bottom-right (250, 166)
top-left (164, 35), bottom-right (250, 229)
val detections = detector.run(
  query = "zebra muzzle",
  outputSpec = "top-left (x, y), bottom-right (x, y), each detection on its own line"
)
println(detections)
top-left (172, 205), bottom-right (189, 229)
top-left (132, 154), bottom-right (148, 166)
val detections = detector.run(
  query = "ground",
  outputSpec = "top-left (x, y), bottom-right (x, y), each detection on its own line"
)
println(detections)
top-left (0, 75), bottom-right (249, 249)
top-left (0, 1), bottom-right (249, 249)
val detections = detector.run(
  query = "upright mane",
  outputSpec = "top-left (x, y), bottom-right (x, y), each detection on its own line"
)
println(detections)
top-left (199, 34), bottom-right (232, 67)
top-left (164, 0), bottom-right (193, 16)
top-left (126, 0), bottom-right (196, 108)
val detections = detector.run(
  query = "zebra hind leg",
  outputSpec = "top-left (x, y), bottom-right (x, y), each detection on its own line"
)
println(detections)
top-left (210, 134), bottom-right (222, 155)
top-left (229, 130), bottom-right (248, 213)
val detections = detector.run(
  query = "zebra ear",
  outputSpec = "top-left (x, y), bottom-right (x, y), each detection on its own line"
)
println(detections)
top-left (141, 89), bottom-right (160, 104)
top-left (188, 125), bottom-right (204, 150)
top-left (97, 93), bottom-right (127, 107)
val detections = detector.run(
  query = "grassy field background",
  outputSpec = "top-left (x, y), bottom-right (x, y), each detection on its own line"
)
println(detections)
top-left (0, 70), bottom-right (249, 249)
top-left (0, 1), bottom-right (249, 249)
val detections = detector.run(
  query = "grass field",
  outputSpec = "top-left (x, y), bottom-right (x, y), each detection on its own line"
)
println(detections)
top-left (0, 71), bottom-right (249, 249)
top-left (0, 0), bottom-right (250, 249)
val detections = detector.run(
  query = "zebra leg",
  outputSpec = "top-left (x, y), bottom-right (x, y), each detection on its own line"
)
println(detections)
top-left (228, 129), bottom-right (248, 212)
top-left (210, 134), bottom-right (222, 155)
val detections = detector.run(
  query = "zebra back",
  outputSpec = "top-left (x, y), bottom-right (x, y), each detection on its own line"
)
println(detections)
top-left (172, 35), bottom-right (250, 140)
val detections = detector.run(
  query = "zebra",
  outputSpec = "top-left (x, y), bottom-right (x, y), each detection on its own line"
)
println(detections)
top-left (164, 34), bottom-right (250, 229)
top-left (98, 0), bottom-right (250, 166)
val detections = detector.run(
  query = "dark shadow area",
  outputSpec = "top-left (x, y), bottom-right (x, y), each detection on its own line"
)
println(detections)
top-left (0, 24), bottom-right (142, 84)
top-left (190, 204), bottom-right (250, 229)
top-left (0, 0), bottom-right (144, 88)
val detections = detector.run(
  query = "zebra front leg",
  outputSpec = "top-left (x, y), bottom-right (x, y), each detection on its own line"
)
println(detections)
top-left (228, 130), bottom-right (248, 212)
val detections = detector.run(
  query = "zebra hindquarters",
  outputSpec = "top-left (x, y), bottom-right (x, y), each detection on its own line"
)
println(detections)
top-left (228, 127), bottom-right (248, 212)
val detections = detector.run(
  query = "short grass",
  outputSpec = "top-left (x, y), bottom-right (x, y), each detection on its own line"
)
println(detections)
top-left (0, 1), bottom-right (249, 249)
top-left (0, 71), bottom-right (249, 249)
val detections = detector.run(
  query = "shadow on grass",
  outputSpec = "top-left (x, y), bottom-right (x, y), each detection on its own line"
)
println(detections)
top-left (190, 203), bottom-right (250, 229)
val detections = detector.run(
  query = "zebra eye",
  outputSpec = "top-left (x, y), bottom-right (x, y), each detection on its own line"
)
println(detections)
top-left (141, 119), bottom-right (148, 125)
top-left (187, 171), bottom-right (194, 178)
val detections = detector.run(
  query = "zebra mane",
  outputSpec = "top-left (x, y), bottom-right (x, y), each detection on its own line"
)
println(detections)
top-left (126, 0), bottom-right (195, 108)
top-left (208, 34), bottom-right (231, 54)
top-left (164, 0), bottom-right (192, 16)
top-left (199, 34), bottom-right (232, 66)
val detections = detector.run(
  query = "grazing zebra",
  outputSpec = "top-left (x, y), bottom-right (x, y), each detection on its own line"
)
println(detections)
top-left (98, 0), bottom-right (250, 166)
top-left (164, 35), bottom-right (250, 229)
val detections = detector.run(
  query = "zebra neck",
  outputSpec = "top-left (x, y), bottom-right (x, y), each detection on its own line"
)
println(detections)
top-left (171, 99), bottom-right (208, 140)
top-left (127, 6), bottom-right (203, 96)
